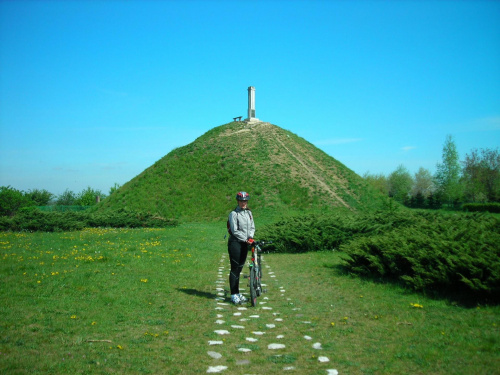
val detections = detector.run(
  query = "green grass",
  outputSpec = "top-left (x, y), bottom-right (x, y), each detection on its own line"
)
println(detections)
top-left (1, 223), bottom-right (499, 374)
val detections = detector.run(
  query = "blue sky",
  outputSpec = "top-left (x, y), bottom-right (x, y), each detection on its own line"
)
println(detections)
top-left (1, 0), bottom-right (499, 196)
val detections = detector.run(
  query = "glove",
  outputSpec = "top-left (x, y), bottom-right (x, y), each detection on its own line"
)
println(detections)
top-left (247, 238), bottom-right (254, 244)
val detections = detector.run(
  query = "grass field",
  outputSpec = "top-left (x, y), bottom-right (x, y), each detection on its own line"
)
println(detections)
top-left (1, 223), bottom-right (499, 374)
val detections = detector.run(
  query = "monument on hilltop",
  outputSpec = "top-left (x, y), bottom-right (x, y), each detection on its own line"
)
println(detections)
top-left (244, 86), bottom-right (260, 123)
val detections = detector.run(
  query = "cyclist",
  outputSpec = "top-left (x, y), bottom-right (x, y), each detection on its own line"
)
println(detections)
top-left (227, 191), bottom-right (255, 304)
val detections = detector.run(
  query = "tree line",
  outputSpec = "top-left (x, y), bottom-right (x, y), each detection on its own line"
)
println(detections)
top-left (0, 185), bottom-right (120, 217)
top-left (364, 135), bottom-right (500, 209)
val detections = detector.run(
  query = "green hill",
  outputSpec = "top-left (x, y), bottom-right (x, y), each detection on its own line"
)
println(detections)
top-left (98, 122), bottom-right (386, 221)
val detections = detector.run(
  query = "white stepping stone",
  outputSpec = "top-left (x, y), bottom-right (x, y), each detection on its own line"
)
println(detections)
top-left (233, 312), bottom-right (242, 316)
top-left (216, 314), bottom-right (223, 318)
top-left (231, 325), bottom-right (245, 329)
top-left (313, 342), bottom-right (323, 349)
top-left (271, 275), bottom-right (276, 278)
top-left (302, 321), bottom-right (312, 324)
top-left (327, 370), bottom-right (339, 375)
top-left (262, 307), bottom-right (272, 310)
top-left (208, 340), bottom-right (223, 345)
top-left (215, 320), bottom-right (225, 324)
top-left (216, 287), bottom-right (223, 291)
top-left (237, 307), bottom-right (247, 310)
top-left (284, 367), bottom-right (295, 371)
top-left (277, 335), bottom-right (285, 339)
top-left (239, 318), bottom-right (249, 322)
top-left (261, 284), bottom-right (268, 287)
top-left (252, 331), bottom-right (265, 335)
top-left (238, 348), bottom-right (251, 353)
top-left (318, 356), bottom-right (330, 363)
top-left (304, 335), bottom-right (312, 340)
top-left (260, 301), bottom-right (267, 304)
top-left (217, 302), bottom-right (229, 306)
top-left (216, 295), bottom-right (224, 299)
top-left (249, 315), bottom-right (260, 318)
top-left (266, 324), bottom-right (276, 328)
top-left (246, 337), bottom-right (258, 342)
top-left (214, 330), bottom-right (230, 335)
top-left (264, 296), bottom-right (269, 300)
top-left (275, 318), bottom-right (283, 322)
top-left (207, 365), bottom-right (228, 373)
top-left (268, 343), bottom-right (286, 349)
top-left (215, 307), bottom-right (224, 310)
top-left (207, 351), bottom-right (222, 359)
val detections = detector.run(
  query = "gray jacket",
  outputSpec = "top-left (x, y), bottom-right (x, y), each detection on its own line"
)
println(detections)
top-left (228, 206), bottom-right (255, 242)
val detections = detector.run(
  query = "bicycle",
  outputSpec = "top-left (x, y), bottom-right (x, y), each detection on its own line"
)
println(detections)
top-left (247, 240), bottom-right (272, 307)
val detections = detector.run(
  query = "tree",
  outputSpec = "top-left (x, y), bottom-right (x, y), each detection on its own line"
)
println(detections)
top-left (0, 186), bottom-right (33, 216)
top-left (462, 148), bottom-right (500, 202)
top-left (75, 187), bottom-right (105, 206)
top-left (56, 189), bottom-right (77, 206)
top-left (363, 172), bottom-right (389, 195)
top-left (434, 135), bottom-right (463, 207)
top-left (412, 167), bottom-right (435, 198)
top-left (109, 183), bottom-right (121, 195)
top-left (388, 164), bottom-right (413, 203)
top-left (25, 189), bottom-right (54, 206)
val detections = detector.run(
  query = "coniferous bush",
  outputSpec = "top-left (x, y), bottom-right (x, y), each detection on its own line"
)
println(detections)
top-left (0, 208), bottom-right (178, 232)
top-left (260, 210), bottom-right (500, 303)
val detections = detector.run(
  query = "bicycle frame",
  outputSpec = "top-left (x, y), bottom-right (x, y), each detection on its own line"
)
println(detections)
top-left (248, 240), bottom-right (271, 306)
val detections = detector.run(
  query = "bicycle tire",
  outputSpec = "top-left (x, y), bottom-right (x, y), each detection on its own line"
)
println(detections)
top-left (258, 258), bottom-right (263, 280)
top-left (249, 265), bottom-right (258, 307)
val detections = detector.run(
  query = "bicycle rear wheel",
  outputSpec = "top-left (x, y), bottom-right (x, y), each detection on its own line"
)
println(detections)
top-left (249, 265), bottom-right (258, 307)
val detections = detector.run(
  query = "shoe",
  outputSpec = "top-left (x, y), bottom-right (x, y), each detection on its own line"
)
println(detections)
top-left (230, 294), bottom-right (241, 304)
top-left (238, 294), bottom-right (247, 303)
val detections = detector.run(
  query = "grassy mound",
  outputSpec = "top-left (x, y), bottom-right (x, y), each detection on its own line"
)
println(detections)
top-left (97, 122), bottom-right (386, 221)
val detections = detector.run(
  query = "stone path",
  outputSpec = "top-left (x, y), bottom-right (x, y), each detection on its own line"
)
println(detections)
top-left (206, 253), bottom-right (339, 374)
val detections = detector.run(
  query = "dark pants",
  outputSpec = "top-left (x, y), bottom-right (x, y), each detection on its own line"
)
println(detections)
top-left (227, 238), bottom-right (248, 295)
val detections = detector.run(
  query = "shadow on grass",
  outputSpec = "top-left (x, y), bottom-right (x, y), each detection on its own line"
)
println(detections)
top-left (176, 288), bottom-right (219, 300)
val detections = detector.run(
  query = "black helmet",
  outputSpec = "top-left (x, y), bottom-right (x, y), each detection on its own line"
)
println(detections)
top-left (236, 191), bottom-right (250, 201)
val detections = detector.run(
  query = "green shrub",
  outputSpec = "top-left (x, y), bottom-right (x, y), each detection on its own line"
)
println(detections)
top-left (260, 210), bottom-right (500, 303)
top-left (0, 208), bottom-right (178, 232)
top-left (340, 213), bottom-right (500, 302)
top-left (0, 186), bottom-right (34, 216)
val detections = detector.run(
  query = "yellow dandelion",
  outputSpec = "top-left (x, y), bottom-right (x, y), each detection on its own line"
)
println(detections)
top-left (117, 345), bottom-right (123, 350)
top-left (71, 315), bottom-right (77, 319)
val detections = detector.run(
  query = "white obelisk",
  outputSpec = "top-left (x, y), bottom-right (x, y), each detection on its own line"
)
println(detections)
top-left (245, 86), bottom-right (259, 123)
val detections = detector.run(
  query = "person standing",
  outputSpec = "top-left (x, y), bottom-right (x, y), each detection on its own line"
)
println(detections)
top-left (227, 191), bottom-right (255, 304)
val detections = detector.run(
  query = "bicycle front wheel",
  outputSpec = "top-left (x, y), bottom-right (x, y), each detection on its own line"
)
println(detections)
top-left (249, 266), bottom-right (258, 307)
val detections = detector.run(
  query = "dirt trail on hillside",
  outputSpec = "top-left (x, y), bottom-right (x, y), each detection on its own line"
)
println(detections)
top-left (270, 129), bottom-right (350, 209)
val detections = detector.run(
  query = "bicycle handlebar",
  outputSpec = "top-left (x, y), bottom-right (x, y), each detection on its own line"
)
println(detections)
top-left (252, 240), bottom-right (273, 249)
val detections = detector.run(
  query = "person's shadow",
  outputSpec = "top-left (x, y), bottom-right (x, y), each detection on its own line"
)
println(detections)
top-left (176, 288), bottom-right (220, 300)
